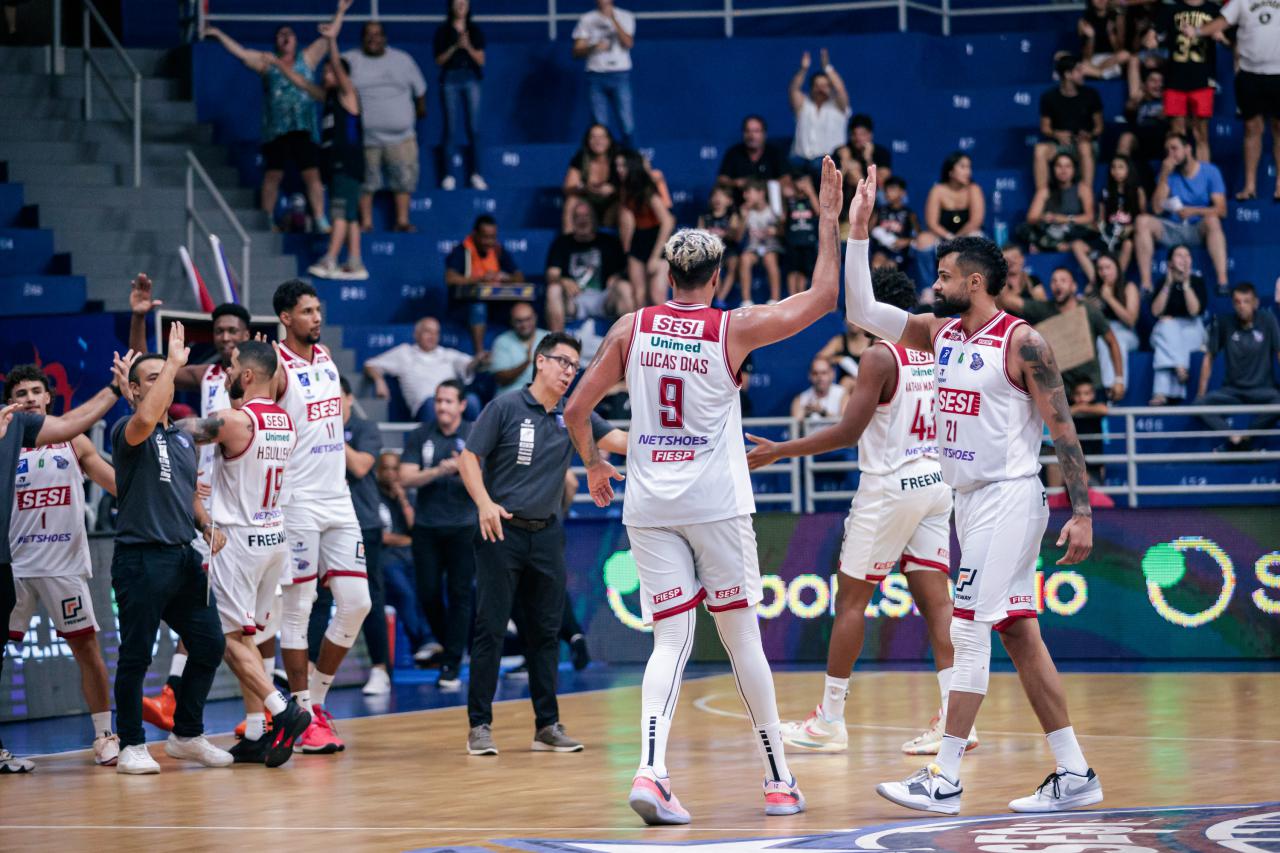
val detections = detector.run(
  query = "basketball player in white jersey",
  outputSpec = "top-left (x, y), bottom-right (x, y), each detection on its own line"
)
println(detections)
top-left (566, 156), bottom-right (845, 826)
top-left (743, 267), bottom-right (976, 757)
top-left (176, 341), bottom-right (310, 767)
top-left (5, 365), bottom-right (121, 766)
top-left (270, 280), bottom-right (372, 753)
top-left (844, 166), bottom-right (1100, 815)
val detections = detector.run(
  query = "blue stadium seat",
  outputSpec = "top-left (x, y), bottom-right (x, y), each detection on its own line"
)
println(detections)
top-left (0, 274), bottom-right (87, 315)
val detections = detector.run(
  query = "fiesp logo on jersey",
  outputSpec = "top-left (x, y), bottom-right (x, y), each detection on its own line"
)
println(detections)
top-left (18, 486), bottom-right (71, 511)
top-left (649, 315), bottom-right (706, 340)
top-left (306, 397), bottom-right (341, 421)
top-left (938, 388), bottom-right (981, 416)
top-left (652, 449), bottom-right (695, 463)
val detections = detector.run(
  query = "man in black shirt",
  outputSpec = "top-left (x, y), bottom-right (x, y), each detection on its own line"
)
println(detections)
top-left (545, 200), bottom-right (631, 331)
top-left (400, 379), bottom-right (476, 689)
top-left (458, 333), bottom-right (626, 755)
top-left (717, 114), bottom-right (786, 198)
top-left (1036, 54), bottom-right (1104, 191)
top-left (1196, 282), bottom-right (1280, 450)
top-left (1161, 0), bottom-right (1219, 161)
top-left (0, 350), bottom-right (135, 773)
top-left (110, 323), bottom-right (233, 774)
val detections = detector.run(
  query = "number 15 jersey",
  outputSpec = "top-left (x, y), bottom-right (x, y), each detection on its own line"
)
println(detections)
top-left (211, 398), bottom-right (297, 529)
top-left (622, 302), bottom-right (755, 528)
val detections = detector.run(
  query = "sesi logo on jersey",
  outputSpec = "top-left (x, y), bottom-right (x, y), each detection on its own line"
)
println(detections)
top-left (938, 388), bottom-right (982, 416)
top-left (17, 486), bottom-right (72, 511)
top-left (905, 348), bottom-right (933, 365)
top-left (261, 411), bottom-right (291, 430)
top-left (650, 315), bottom-right (706, 339)
top-left (306, 397), bottom-right (341, 421)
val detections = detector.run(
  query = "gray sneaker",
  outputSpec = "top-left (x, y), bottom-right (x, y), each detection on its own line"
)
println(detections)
top-left (467, 724), bottom-right (498, 756)
top-left (532, 722), bottom-right (584, 752)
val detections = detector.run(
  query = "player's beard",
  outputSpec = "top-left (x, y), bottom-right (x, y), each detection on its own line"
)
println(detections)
top-left (228, 377), bottom-right (244, 400)
top-left (932, 293), bottom-right (971, 317)
top-left (304, 328), bottom-right (322, 345)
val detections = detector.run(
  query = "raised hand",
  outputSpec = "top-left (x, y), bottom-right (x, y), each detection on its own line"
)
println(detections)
top-left (819, 48), bottom-right (830, 68)
top-left (317, 22), bottom-right (337, 39)
top-left (848, 163), bottom-right (877, 235)
top-left (167, 321), bottom-right (190, 368)
top-left (0, 403), bottom-right (16, 442)
top-left (818, 155), bottom-right (843, 217)
top-left (800, 51), bottom-right (811, 70)
top-left (129, 273), bottom-right (161, 315)
top-left (111, 349), bottom-right (140, 404)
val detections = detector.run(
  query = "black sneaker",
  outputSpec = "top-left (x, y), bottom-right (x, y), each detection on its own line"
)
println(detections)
top-left (569, 634), bottom-right (591, 671)
top-left (264, 699), bottom-right (311, 768)
top-left (438, 664), bottom-right (462, 689)
top-left (228, 735), bottom-right (269, 764)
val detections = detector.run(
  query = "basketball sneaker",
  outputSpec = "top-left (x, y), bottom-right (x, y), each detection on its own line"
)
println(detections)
top-left (142, 685), bottom-right (176, 731)
top-left (1009, 768), bottom-right (1103, 812)
top-left (781, 706), bottom-right (847, 753)
top-left (763, 776), bottom-right (806, 816)
top-left (93, 732), bottom-right (120, 766)
top-left (362, 667), bottom-right (391, 695)
top-left (0, 742), bottom-right (34, 774)
top-left (629, 767), bottom-right (692, 825)
top-left (532, 723), bottom-right (584, 752)
top-left (264, 699), bottom-right (311, 768)
top-left (228, 735), bottom-right (269, 764)
top-left (164, 734), bottom-right (233, 768)
top-left (233, 709), bottom-right (273, 740)
top-left (437, 664), bottom-right (462, 690)
top-left (901, 714), bottom-right (980, 755)
top-left (876, 763), bottom-right (963, 815)
top-left (116, 744), bottom-right (159, 775)
top-left (296, 706), bottom-right (344, 754)
top-left (467, 724), bottom-right (498, 756)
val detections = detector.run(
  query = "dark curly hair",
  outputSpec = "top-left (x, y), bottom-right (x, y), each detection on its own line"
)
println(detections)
top-left (871, 268), bottom-right (918, 312)
top-left (3, 364), bottom-right (51, 403)
top-left (272, 279), bottom-right (318, 316)
top-left (937, 236), bottom-right (1008, 295)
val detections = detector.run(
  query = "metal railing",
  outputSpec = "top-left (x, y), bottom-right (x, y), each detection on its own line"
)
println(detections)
top-left (186, 150), bottom-right (253, 306)
top-left (78, 0), bottom-right (142, 187)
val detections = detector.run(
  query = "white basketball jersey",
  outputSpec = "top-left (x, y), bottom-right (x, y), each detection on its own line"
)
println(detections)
top-left (622, 301), bottom-right (755, 527)
top-left (858, 341), bottom-right (941, 476)
top-left (198, 363), bottom-right (232, 509)
top-left (211, 398), bottom-right (296, 532)
top-left (10, 443), bottom-right (91, 578)
top-left (932, 311), bottom-right (1042, 492)
top-left (276, 342), bottom-right (350, 504)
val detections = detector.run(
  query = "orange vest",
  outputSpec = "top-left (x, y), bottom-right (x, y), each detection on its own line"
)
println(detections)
top-left (462, 235), bottom-right (501, 277)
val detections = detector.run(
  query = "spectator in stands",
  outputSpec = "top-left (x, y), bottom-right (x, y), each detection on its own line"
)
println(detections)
top-left (616, 149), bottom-right (674, 307)
top-left (1035, 53), bottom-right (1103, 191)
top-left (374, 451), bottom-right (434, 663)
top-left (699, 186), bottom-right (744, 297)
top-left (202, 0), bottom-right (353, 231)
top-left (816, 322), bottom-right (873, 392)
top-left (344, 20), bottom-right (428, 231)
top-left (1047, 379), bottom-right (1109, 487)
top-left (1098, 155), bottom-right (1146, 276)
top-left (545, 200), bottom-right (631, 331)
top-left (915, 152), bottom-right (986, 271)
top-left (717, 115), bottom-right (786, 196)
top-left (1018, 151), bottom-right (1097, 280)
top-left (792, 357), bottom-right (847, 421)
top-left (1078, 0), bottom-right (1130, 79)
top-left (1196, 282), bottom-right (1280, 450)
top-left (1002, 243), bottom-right (1047, 301)
top-left (445, 214), bottom-right (526, 354)
top-left (1134, 132), bottom-right (1228, 294)
top-left (869, 176), bottom-right (919, 270)
top-left (365, 316), bottom-right (479, 420)
top-left (835, 114), bottom-right (893, 184)
top-left (1084, 252), bottom-right (1141, 395)
top-left (572, 0), bottom-right (637, 148)
top-left (1149, 244), bottom-right (1207, 405)
top-left (788, 49), bottom-right (851, 175)
top-left (562, 124), bottom-right (619, 233)
top-left (488, 303), bottom-right (549, 397)
top-left (1158, 0), bottom-right (1219, 162)
top-left (737, 177), bottom-right (783, 306)
top-left (782, 167), bottom-right (820, 296)
top-left (1117, 67), bottom-right (1168, 190)
top-left (433, 0), bottom-right (488, 191)
top-left (1186, 3), bottom-right (1280, 200)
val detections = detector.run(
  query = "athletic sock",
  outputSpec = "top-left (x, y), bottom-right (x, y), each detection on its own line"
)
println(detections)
top-left (755, 722), bottom-right (792, 784)
top-left (936, 666), bottom-right (954, 717)
top-left (263, 692), bottom-right (287, 716)
top-left (936, 734), bottom-right (967, 782)
top-left (244, 713), bottom-right (267, 742)
top-left (166, 652), bottom-right (187, 692)
top-left (820, 675), bottom-right (849, 722)
top-left (1046, 726), bottom-right (1089, 775)
top-left (294, 689), bottom-right (313, 714)
top-left (639, 713), bottom-right (672, 777)
top-left (91, 711), bottom-right (112, 736)
top-left (308, 669), bottom-right (335, 707)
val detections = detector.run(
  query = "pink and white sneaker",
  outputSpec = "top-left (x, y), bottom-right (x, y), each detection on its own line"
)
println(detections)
top-left (295, 706), bottom-right (344, 754)
top-left (628, 767), bottom-right (692, 825)
top-left (764, 775), bottom-right (806, 816)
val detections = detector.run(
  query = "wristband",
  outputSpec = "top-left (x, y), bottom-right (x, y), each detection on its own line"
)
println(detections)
top-left (109, 384), bottom-right (123, 398)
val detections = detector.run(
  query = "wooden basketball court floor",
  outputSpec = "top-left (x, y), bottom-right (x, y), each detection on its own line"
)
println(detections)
top-left (1, 669), bottom-right (1275, 851)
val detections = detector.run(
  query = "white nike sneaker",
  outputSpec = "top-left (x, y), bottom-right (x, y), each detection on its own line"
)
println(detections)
top-left (116, 744), bottom-right (160, 775)
top-left (0, 746), bottom-right (34, 774)
top-left (876, 763), bottom-right (963, 815)
top-left (1009, 767), bottom-right (1103, 812)
top-left (93, 732), bottom-right (121, 766)
top-left (781, 706), bottom-right (847, 753)
top-left (164, 734), bottom-right (233, 768)
top-left (901, 714), bottom-right (980, 754)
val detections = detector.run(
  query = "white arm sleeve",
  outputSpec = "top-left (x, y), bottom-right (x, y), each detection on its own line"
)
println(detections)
top-left (844, 238), bottom-right (909, 343)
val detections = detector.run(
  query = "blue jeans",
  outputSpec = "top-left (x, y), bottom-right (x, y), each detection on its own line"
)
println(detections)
top-left (440, 73), bottom-right (481, 179)
top-left (586, 70), bottom-right (635, 148)
top-left (382, 545), bottom-right (432, 652)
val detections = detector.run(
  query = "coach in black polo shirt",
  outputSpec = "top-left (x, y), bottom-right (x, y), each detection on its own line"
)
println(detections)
top-left (110, 323), bottom-right (232, 774)
top-left (458, 332), bottom-right (625, 756)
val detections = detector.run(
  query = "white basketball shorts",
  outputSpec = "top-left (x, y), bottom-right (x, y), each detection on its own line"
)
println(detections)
top-left (8, 574), bottom-right (98, 641)
top-left (627, 514), bottom-right (762, 625)
top-left (209, 524), bottom-right (288, 635)
top-left (839, 459), bottom-right (953, 583)
top-left (952, 475), bottom-right (1049, 630)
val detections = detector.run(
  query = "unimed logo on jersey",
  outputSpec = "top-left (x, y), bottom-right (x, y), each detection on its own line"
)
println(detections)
top-left (306, 397), bottom-right (341, 421)
top-left (649, 315), bottom-right (705, 339)
top-left (938, 388), bottom-right (981, 416)
top-left (17, 486), bottom-right (71, 511)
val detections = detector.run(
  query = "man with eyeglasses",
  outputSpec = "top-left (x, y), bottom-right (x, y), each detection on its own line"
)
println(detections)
top-left (457, 331), bottom-right (626, 756)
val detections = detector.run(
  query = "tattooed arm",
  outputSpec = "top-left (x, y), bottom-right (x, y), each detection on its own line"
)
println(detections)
top-left (177, 407), bottom-right (253, 458)
top-left (1011, 324), bottom-right (1093, 565)
top-left (564, 313), bottom-right (633, 506)
top-left (175, 415), bottom-right (227, 445)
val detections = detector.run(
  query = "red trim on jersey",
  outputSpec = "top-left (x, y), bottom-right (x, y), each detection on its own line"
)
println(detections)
top-left (291, 573), bottom-right (319, 584)
top-left (7, 630), bottom-right (23, 642)
top-left (864, 573), bottom-right (890, 583)
top-left (241, 624), bottom-right (258, 636)
top-left (932, 317), bottom-right (960, 348)
top-left (705, 597), bottom-right (750, 613)
top-left (651, 587), bottom-right (708, 622)
top-left (57, 625), bottom-right (96, 640)
top-left (901, 554), bottom-right (949, 573)
top-left (665, 300), bottom-right (708, 311)
top-left (952, 607), bottom-right (975, 621)
top-left (878, 339), bottom-right (900, 407)
top-left (321, 570), bottom-right (368, 587)
top-left (994, 609), bottom-right (1037, 632)
top-left (623, 308), bottom-right (643, 374)
top-left (720, 311), bottom-right (743, 388)
top-left (957, 310), bottom-right (1008, 344)
top-left (1000, 318), bottom-right (1031, 396)
top-left (221, 407), bottom-right (257, 461)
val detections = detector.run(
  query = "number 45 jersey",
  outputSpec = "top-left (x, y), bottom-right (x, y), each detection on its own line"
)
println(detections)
top-left (858, 340), bottom-right (940, 475)
top-left (211, 398), bottom-right (297, 529)
top-left (622, 301), bottom-right (755, 528)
